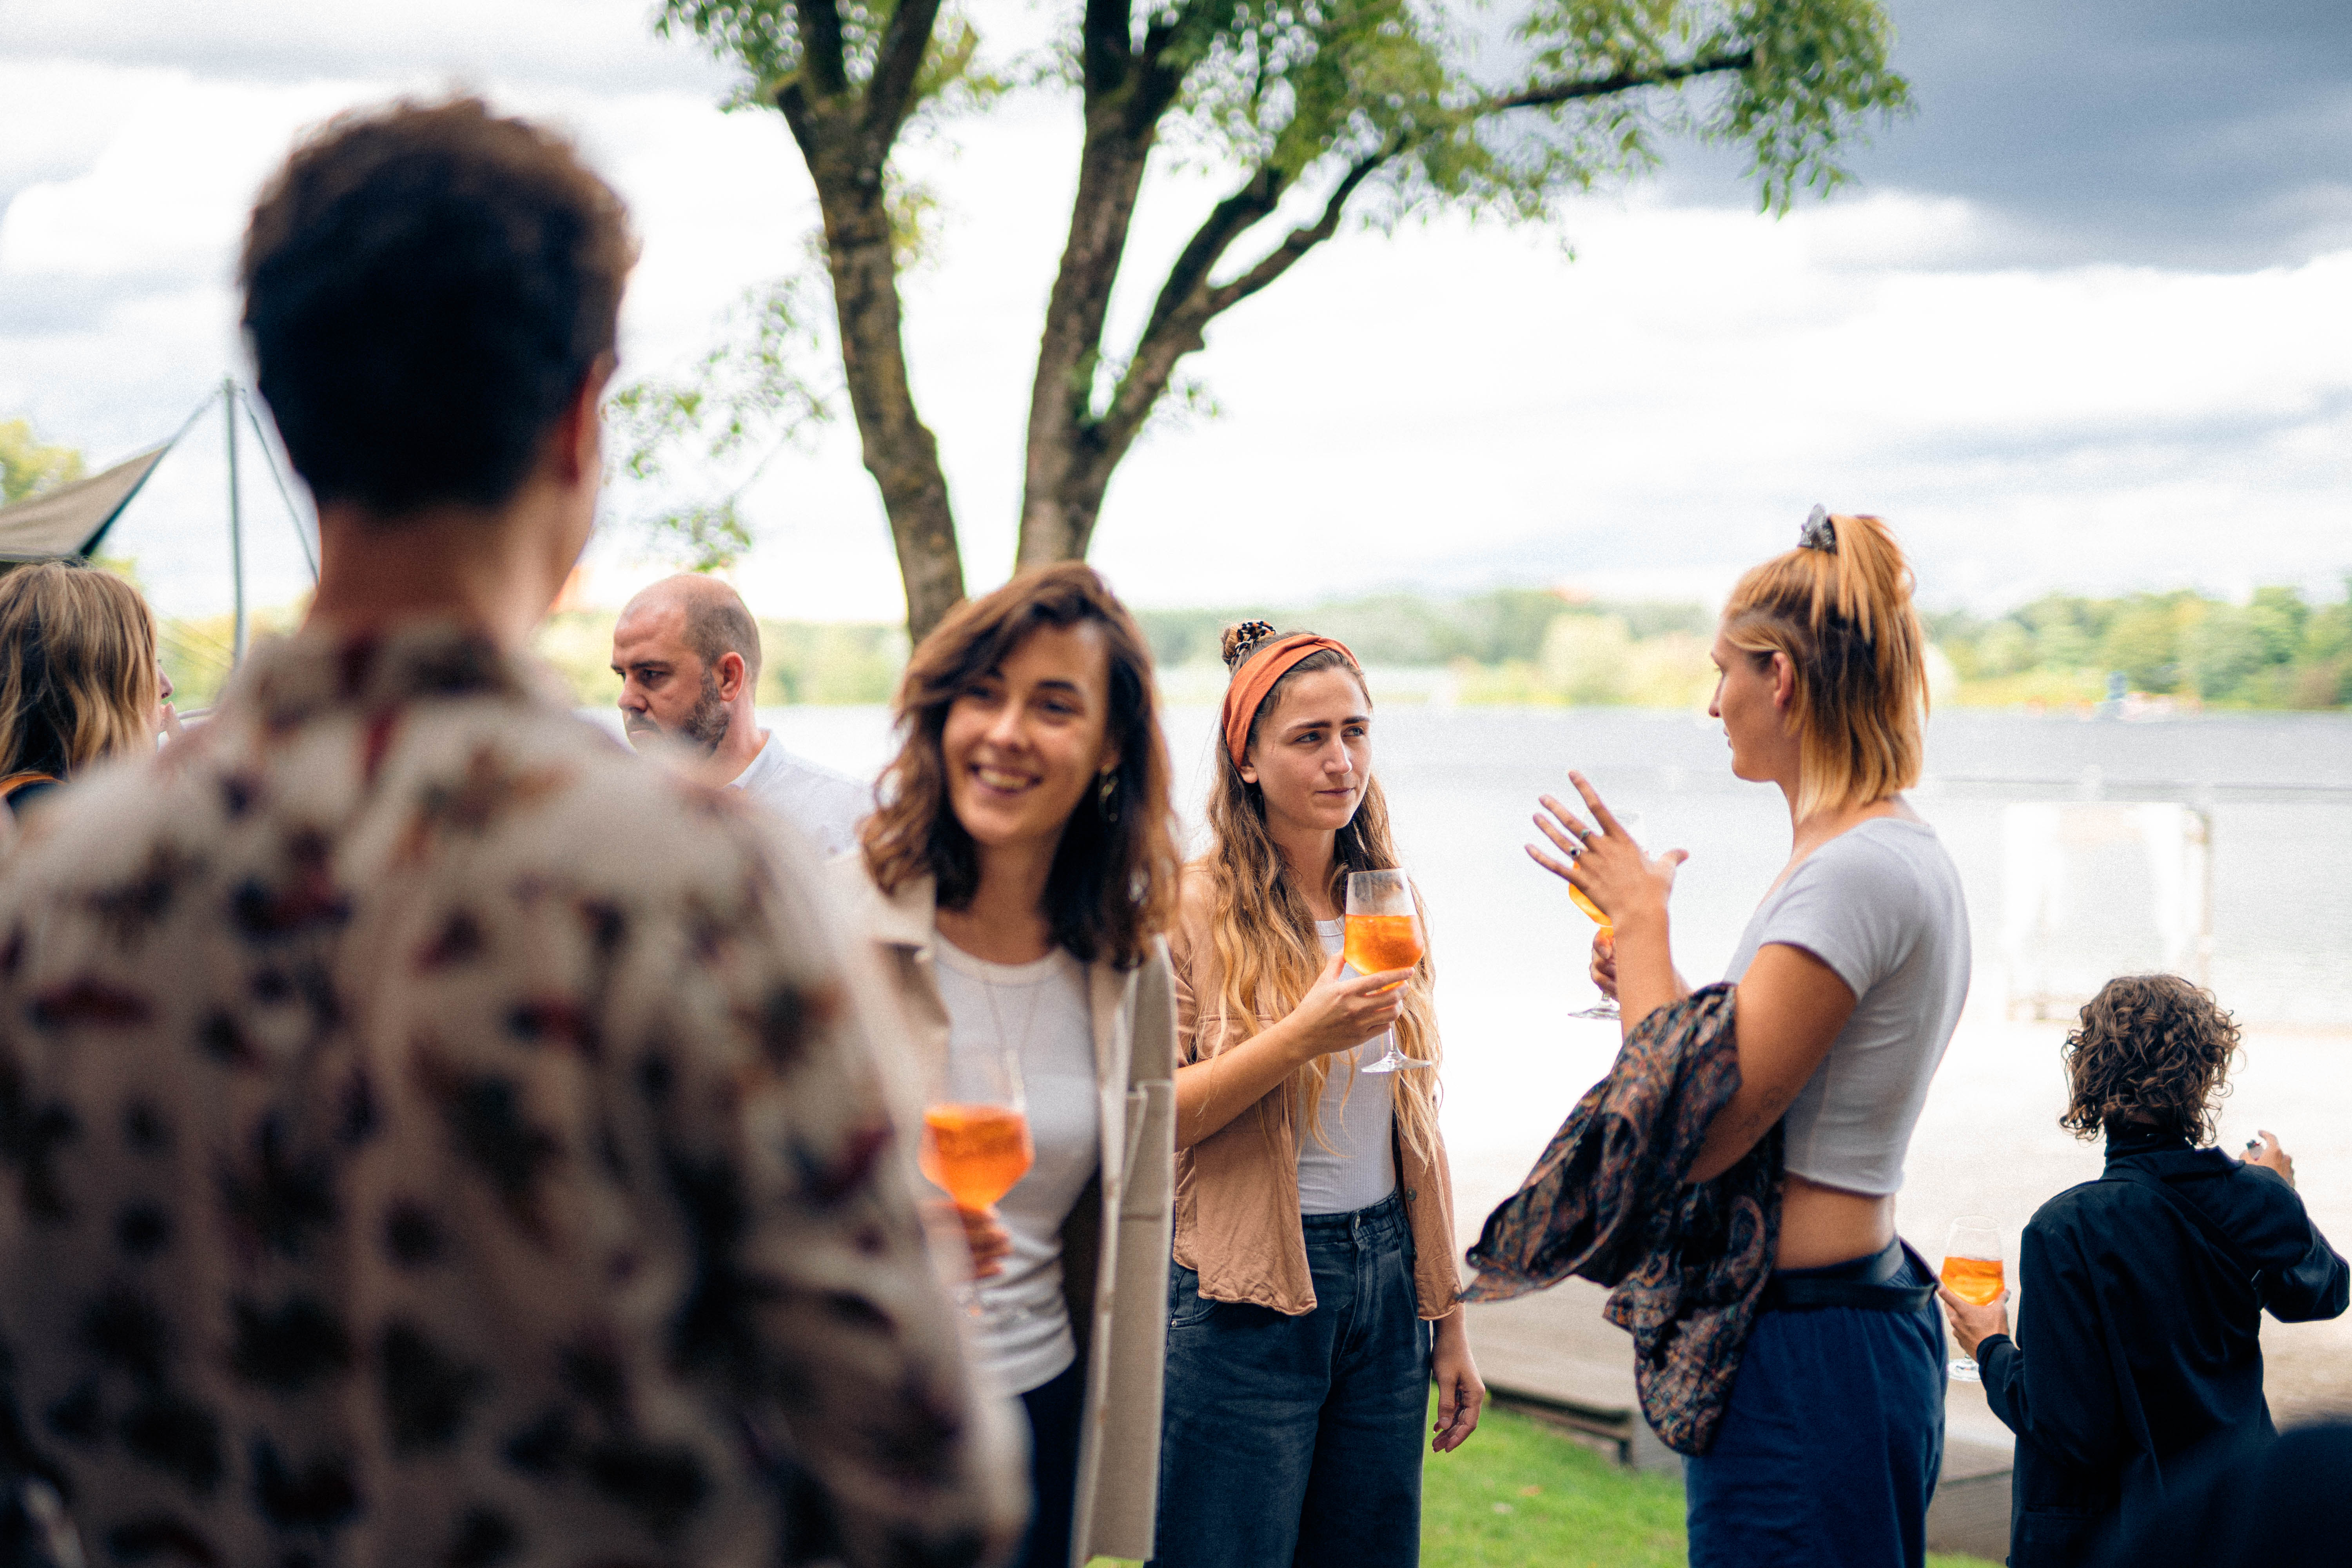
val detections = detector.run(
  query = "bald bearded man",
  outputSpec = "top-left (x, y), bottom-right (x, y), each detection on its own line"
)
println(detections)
top-left (612, 574), bottom-right (870, 855)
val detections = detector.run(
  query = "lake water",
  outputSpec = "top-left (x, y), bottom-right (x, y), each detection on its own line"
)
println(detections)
top-left (759, 701), bottom-right (2352, 1030)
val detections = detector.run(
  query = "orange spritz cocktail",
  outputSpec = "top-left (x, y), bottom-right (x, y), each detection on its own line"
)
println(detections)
top-left (1343, 912), bottom-right (1425, 980)
top-left (1940, 1253), bottom-right (2005, 1306)
top-left (919, 1103), bottom-right (1034, 1210)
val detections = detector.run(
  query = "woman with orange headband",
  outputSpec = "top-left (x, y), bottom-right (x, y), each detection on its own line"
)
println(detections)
top-left (1147, 623), bottom-right (1481, 1568)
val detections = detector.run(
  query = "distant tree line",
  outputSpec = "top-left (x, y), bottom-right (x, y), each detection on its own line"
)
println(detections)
top-left (1134, 590), bottom-right (1714, 669)
top-left (533, 610), bottom-right (908, 708)
top-left (0, 419), bottom-right (85, 505)
top-left (1927, 582), bottom-right (2352, 710)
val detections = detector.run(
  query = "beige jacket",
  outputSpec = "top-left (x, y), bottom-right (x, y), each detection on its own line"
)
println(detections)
top-left (1169, 886), bottom-right (1462, 1319)
top-left (829, 859), bottom-right (1176, 1568)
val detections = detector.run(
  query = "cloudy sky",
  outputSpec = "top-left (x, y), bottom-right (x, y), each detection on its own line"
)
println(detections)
top-left (2, 0), bottom-right (2348, 626)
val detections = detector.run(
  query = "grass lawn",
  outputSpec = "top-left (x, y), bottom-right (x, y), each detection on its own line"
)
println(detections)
top-left (1419, 1402), bottom-right (2000, 1568)
top-left (1098, 1398), bottom-right (2002, 1568)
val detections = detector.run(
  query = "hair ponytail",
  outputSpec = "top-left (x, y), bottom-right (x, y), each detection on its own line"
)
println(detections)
top-left (1722, 511), bottom-right (1927, 818)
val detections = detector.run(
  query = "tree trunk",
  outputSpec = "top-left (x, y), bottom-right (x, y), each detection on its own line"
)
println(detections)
top-left (1014, 3), bottom-right (1191, 573)
top-left (1015, 124), bottom-right (1154, 571)
top-left (780, 63), bottom-right (965, 644)
top-left (817, 170), bottom-right (965, 642)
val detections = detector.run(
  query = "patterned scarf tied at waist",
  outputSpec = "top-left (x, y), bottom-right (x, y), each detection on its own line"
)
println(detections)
top-left (1461, 983), bottom-right (1781, 1456)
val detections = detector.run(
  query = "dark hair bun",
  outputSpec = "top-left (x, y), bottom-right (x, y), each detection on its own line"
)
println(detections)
top-left (1221, 619), bottom-right (1278, 672)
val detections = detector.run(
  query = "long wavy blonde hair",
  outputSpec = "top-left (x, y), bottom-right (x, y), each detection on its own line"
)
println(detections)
top-left (1201, 631), bottom-right (1441, 1162)
top-left (0, 563), bottom-right (160, 781)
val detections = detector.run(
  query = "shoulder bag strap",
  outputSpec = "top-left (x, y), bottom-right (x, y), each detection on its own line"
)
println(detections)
top-left (2104, 1163), bottom-right (2263, 1290)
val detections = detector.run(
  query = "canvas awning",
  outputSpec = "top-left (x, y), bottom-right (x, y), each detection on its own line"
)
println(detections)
top-left (0, 445), bottom-right (169, 563)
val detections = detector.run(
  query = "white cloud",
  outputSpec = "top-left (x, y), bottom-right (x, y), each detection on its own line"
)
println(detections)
top-left (1, 0), bottom-right (735, 92)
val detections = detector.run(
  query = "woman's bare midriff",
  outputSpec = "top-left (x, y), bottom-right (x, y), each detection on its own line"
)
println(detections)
top-left (1775, 1172), bottom-right (1897, 1270)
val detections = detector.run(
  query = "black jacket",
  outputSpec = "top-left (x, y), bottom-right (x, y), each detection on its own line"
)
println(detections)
top-left (1978, 1129), bottom-right (2350, 1566)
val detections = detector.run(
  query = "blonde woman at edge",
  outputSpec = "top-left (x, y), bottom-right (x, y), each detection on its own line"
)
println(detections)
top-left (0, 561), bottom-right (179, 823)
top-left (1537, 510), bottom-right (1969, 1568)
top-left (833, 563), bottom-right (1181, 1568)
top-left (1148, 622), bottom-right (1482, 1568)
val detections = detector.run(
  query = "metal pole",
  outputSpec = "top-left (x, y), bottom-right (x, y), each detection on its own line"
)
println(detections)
top-left (241, 392), bottom-right (318, 581)
top-left (224, 376), bottom-right (247, 664)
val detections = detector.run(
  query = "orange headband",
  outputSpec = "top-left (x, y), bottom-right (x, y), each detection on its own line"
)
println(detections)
top-left (1221, 634), bottom-right (1359, 767)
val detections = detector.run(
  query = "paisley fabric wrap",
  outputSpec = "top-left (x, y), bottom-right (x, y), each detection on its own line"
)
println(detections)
top-left (1220, 633), bottom-right (1359, 767)
top-left (1461, 983), bottom-right (1783, 1456)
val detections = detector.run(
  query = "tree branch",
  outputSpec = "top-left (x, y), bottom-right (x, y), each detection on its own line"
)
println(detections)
top-left (1020, 38), bottom-right (1762, 561)
top-left (1481, 48), bottom-right (1754, 115)
top-left (793, 0), bottom-right (849, 97)
top-left (1132, 164), bottom-right (1289, 349)
top-left (865, 0), bottom-right (946, 140)
top-left (1096, 148), bottom-right (1384, 466)
top-left (1201, 150), bottom-right (1387, 316)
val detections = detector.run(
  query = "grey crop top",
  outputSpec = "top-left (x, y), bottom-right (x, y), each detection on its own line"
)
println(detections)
top-left (1722, 817), bottom-right (1970, 1196)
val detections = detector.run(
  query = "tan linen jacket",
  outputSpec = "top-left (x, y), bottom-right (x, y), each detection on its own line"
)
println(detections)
top-left (828, 859), bottom-right (1177, 1568)
top-left (1169, 886), bottom-right (1462, 1318)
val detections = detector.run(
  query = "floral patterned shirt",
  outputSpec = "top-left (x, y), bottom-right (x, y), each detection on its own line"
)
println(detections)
top-left (0, 626), bottom-right (1022, 1568)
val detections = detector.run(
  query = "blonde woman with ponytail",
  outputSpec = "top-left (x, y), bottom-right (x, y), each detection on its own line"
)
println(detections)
top-left (1534, 510), bottom-right (1969, 1568)
top-left (1148, 623), bottom-right (1480, 1568)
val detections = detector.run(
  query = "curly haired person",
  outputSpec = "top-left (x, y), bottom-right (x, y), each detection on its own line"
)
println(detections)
top-left (1940, 975), bottom-right (2349, 1567)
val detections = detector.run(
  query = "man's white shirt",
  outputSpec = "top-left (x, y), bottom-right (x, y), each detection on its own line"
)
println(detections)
top-left (729, 730), bottom-right (870, 858)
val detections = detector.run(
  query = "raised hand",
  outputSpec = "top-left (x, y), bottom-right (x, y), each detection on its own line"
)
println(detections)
top-left (1524, 771), bottom-right (1684, 928)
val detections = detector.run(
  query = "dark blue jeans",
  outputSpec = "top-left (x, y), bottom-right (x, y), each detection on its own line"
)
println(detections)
top-left (1014, 1355), bottom-right (1085, 1568)
top-left (1149, 1191), bottom-right (1430, 1568)
top-left (1684, 1245), bottom-right (1947, 1568)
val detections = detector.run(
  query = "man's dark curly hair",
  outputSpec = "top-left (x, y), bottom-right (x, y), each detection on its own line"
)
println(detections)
top-left (2060, 974), bottom-right (2241, 1144)
top-left (240, 96), bottom-right (635, 516)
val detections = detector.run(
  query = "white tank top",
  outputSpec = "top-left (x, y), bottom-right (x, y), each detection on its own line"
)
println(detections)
top-left (931, 939), bottom-right (1099, 1394)
top-left (1296, 921), bottom-right (1399, 1215)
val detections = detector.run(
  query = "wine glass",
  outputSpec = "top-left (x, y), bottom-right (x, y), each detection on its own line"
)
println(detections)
top-left (1566, 810), bottom-right (1643, 1021)
top-left (917, 1045), bottom-right (1033, 1312)
top-left (1940, 1216), bottom-right (2006, 1381)
top-left (1344, 870), bottom-right (1432, 1074)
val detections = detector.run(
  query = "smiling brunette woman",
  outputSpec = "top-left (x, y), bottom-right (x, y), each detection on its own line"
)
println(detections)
top-left (1147, 623), bottom-right (1482, 1568)
top-left (1532, 511), bottom-right (1969, 1567)
top-left (834, 563), bottom-right (1181, 1568)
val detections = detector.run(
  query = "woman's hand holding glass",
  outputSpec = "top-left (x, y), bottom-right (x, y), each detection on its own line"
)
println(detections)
top-left (942, 1204), bottom-right (1013, 1281)
top-left (1287, 952), bottom-right (1413, 1061)
top-left (1587, 929), bottom-right (1619, 1004)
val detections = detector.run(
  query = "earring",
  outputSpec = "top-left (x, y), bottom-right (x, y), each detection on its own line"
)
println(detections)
top-left (1096, 768), bottom-right (1120, 824)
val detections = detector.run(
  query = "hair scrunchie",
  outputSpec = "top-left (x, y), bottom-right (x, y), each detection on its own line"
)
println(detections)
top-left (1221, 633), bottom-right (1359, 767)
top-left (1798, 503), bottom-right (1838, 553)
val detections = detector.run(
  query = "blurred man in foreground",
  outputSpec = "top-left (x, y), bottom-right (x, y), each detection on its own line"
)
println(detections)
top-left (612, 574), bottom-right (869, 856)
top-left (0, 97), bottom-right (1019, 1568)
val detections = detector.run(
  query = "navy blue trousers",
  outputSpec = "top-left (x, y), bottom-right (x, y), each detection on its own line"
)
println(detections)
top-left (1149, 1191), bottom-right (1430, 1568)
top-left (1684, 1247), bottom-right (1947, 1568)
